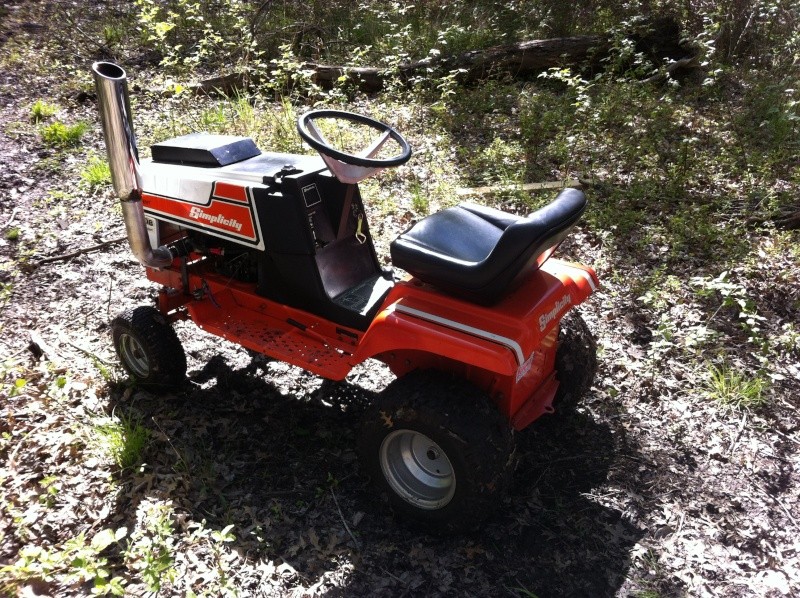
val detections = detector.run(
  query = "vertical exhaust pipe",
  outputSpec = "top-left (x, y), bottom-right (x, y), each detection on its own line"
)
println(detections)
top-left (91, 62), bottom-right (172, 268)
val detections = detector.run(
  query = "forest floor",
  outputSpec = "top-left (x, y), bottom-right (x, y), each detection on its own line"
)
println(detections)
top-left (1, 2), bottom-right (799, 597)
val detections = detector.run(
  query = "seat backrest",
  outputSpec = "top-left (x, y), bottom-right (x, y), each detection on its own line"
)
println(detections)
top-left (491, 188), bottom-right (587, 268)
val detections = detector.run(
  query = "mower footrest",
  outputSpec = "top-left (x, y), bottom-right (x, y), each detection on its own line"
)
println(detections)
top-left (189, 302), bottom-right (353, 380)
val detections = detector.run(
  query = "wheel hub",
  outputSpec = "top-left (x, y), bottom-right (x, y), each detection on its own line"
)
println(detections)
top-left (118, 332), bottom-right (150, 378)
top-left (379, 429), bottom-right (456, 510)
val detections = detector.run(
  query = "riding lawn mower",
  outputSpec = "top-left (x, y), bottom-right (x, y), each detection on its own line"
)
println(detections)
top-left (92, 61), bottom-right (599, 532)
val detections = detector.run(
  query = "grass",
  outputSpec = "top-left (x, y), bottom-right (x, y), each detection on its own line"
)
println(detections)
top-left (29, 99), bottom-right (57, 123)
top-left (40, 121), bottom-right (89, 147)
top-left (80, 154), bottom-right (112, 189)
top-left (703, 361), bottom-right (769, 410)
top-left (92, 412), bottom-right (150, 470)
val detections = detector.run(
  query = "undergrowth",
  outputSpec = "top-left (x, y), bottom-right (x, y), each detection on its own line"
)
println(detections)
top-left (1, 1), bottom-right (798, 596)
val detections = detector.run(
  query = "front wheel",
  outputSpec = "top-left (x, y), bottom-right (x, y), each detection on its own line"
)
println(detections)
top-left (358, 370), bottom-right (514, 533)
top-left (111, 306), bottom-right (186, 390)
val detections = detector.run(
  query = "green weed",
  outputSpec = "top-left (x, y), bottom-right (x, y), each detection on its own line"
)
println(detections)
top-left (40, 121), bottom-right (89, 147)
top-left (0, 281), bottom-right (13, 307)
top-left (4, 227), bottom-right (19, 241)
top-left (703, 361), bottom-right (768, 410)
top-left (125, 503), bottom-right (177, 593)
top-left (509, 584), bottom-right (541, 598)
top-left (37, 476), bottom-right (59, 508)
top-left (102, 24), bottom-right (123, 48)
top-left (0, 528), bottom-right (127, 596)
top-left (92, 412), bottom-right (150, 470)
top-left (30, 99), bottom-right (58, 123)
top-left (410, 181), bottom-right (430, 215)
top-left (80, 154), bottom-right (112, 189)
top-left (776, 323), bottom-right (800, 354)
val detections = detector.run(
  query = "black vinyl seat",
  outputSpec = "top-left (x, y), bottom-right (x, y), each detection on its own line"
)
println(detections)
top-left (390, 188), bottom-right (587, 303)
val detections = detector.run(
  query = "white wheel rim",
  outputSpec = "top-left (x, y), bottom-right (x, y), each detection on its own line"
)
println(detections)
top-left (119, 333), bottom-right (150, 378)
top-left (379, 429), bottom-right (456, 510)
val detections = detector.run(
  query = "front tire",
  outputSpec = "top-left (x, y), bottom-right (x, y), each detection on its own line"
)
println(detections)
top-left (358, 370), bottom-right (514, 533)
top-left (111, 306), bottom-right (186, 390)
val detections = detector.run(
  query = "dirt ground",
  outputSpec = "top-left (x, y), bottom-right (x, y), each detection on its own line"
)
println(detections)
top-left (1, 2), bottom-right (799, 597)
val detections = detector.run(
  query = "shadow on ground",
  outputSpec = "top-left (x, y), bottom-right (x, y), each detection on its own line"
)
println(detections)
top-left (109, 353), bottom-right (644, 597)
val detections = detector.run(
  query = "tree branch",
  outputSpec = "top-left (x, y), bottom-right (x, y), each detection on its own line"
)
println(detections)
top-left (34, 235), bottom-right (127, 268)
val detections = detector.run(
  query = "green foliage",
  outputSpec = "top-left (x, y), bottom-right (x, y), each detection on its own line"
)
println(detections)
top-left (37, 476), bottom-right (59, 508)
top-left (135, 0), bottom-right (265, 77)
top-left (40, 121), bottom-right (89, 147)
top-left (409, 181), bottom-right (430, 215)
top-left (694, 0), bottom-right (800, 66)
top-left (691, 272), bottom-right (769, 353)
top-left (91, 412), bottom-right (150, 470)
top-left (0, 282), bottom-right (13, 307)
top-left (703, 360), bottom-right (769, 410)
top-left (124, 504), bottom-right (177, 593)
top-left (0, 528), bottom-right (128, 596)
top-left (30, 99), bottom-right (57, 123)
top-left (80, 154), bottom-right (112, 189)
top-left (4, 227), bottom-right (19, 241)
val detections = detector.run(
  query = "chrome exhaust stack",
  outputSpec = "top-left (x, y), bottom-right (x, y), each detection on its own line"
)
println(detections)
top-left (91, 62), bottom-right (172, 269)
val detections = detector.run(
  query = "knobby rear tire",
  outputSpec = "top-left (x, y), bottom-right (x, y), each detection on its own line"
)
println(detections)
top-left (553, 310), bottom-right (597, 411)
top-left (358, 370), bottom-right (515, 533)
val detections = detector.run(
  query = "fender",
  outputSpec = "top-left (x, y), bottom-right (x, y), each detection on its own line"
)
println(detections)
top-left (352, 259), bottom-right (598, 424)
top-left (355, 258), bottom-right (597, 373)
top-left (353, 301), bottom-right (519, 377)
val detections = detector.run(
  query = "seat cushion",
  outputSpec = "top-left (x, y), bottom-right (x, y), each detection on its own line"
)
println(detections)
top-left (391, 188), bottom-right (587, 303)
top-left (395, 206), bottom-right (507, 263)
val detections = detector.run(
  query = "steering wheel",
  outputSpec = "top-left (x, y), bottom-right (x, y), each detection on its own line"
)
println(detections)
top-left (297, 109), bottom-right (411, 184)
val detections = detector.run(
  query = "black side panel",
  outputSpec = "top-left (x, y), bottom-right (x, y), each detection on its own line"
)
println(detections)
top-left (252, 171), bottom-right (389, 330)
top-left (252, 187), bottom-right (316, 254)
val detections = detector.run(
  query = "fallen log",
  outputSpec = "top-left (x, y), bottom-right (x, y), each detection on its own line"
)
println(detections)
top-left (305, 36), bottom-right (609, 93)
top-left (191, 36), bottom-right (607, 95)
top-left (190, 17), bottom-right (698, 95)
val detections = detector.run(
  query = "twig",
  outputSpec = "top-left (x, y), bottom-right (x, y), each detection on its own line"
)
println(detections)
top-left (66, 341), bottom-right (116, 366)
top-left (2, 207), bottom-right (19, 229)
top-left (749, 475), bottom-right (799, 529)
top-left (24, 366), bottom-right (69, 382)
top-left (151, 416), bottom-right (186, 469)
top-left (7, 418), bottom-right (56, 470)
top-left (33, 235), bottom-right (127, 267)
top-left (28, 330), bottom-right (62, 367)
top-left (330, 487), bottom-right (361, 552)
top-left (727, 411), bottom-right (747, 455)
top-left (380, 567), bottom-right (408, 586)
top-left (456, 179), bottom-right (581, 197)
top-left (106, 278), bottom-right (114, 321)
top-left (1, 343), bottom-right (30, 363)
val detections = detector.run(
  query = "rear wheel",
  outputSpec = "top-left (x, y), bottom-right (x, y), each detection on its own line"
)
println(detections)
top-left (553, 311), bottom-right (597, 410)
top-left (358, 370), bottom-right (514, 533)
top-left (111, 306), bottom-right (186, 390)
